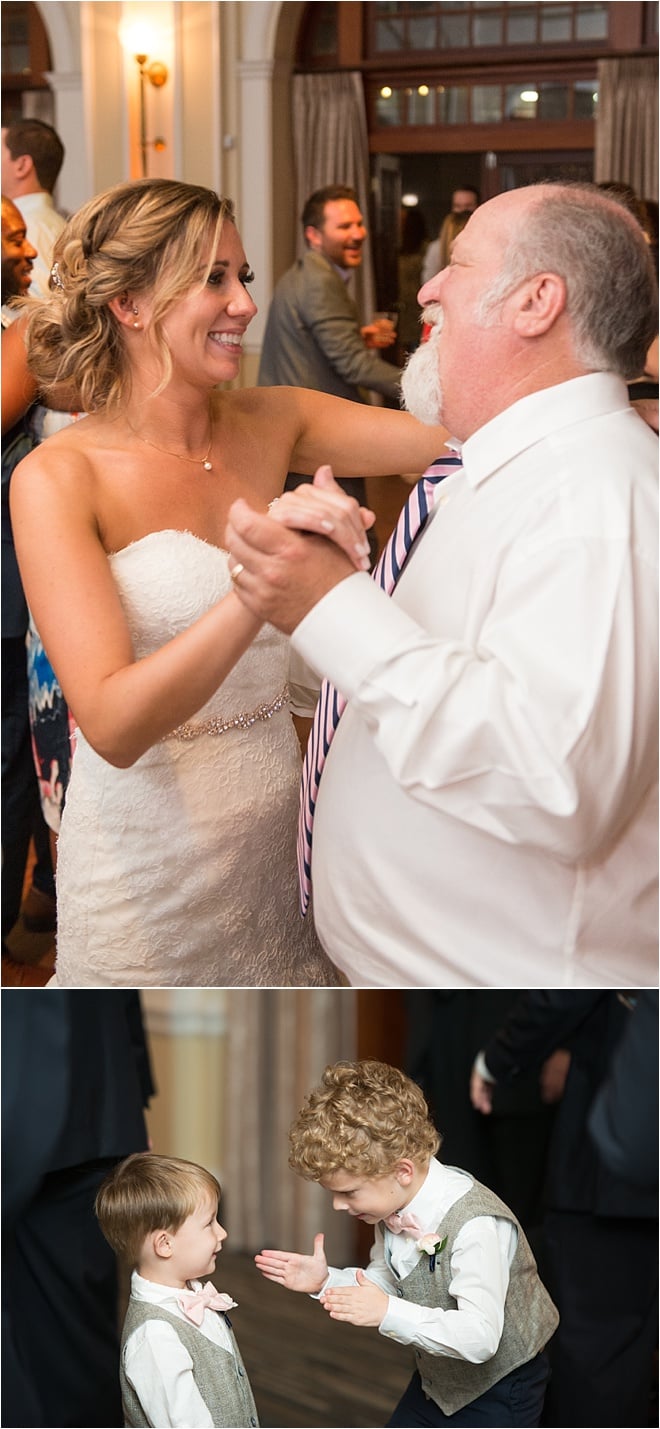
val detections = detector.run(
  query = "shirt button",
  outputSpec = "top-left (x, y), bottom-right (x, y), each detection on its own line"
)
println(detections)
top-left (437, 492), bottom-right (450, 506)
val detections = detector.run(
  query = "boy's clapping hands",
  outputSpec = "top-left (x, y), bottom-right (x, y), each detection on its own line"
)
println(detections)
top-left (320, 1269), bottom-right (388, 1327)
top-left (255, 1236), bottom-right (388, 1327)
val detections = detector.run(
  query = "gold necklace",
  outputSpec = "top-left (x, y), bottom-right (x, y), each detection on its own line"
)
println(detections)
top-left (128, 419), bottom-right (214, 472)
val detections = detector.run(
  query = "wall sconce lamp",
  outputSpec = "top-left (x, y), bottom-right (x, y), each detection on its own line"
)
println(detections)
top-left (133, 52), bottom-right (168, 176)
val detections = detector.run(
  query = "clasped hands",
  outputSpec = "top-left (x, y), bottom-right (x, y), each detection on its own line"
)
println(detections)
top-left (225, 464), bottom-right (376, 635)
top-left (254, 1232), bottom-right (389, 1328)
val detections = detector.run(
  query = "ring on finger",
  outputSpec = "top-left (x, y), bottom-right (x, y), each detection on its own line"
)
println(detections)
top-left (230, 562), bottom-right (245, 584)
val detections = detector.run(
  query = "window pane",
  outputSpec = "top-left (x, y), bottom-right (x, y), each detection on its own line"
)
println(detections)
top-left (473, 12), bottom-right (504, 46)
top-left (439, 13), bottom-right (470, 46)
top-left (574, 79), bottom-right (599, 118)
top-left (408, 86), bottom-right (435, 124)
top-left (437, 85), bottom-right (469, 124)
top-left (409, 16), bottom-right (437, 49)
top-left (576, 3), bottom-right (608, 40)
top-left (505, 84), bottom-right (538, 119)
top-left (375, 17), bottom-right (405, 50)
top-left (537, 84), bottom-right (569, 119)
top-left (473, 85), bottom-right (503, 122)
top-left (506, 8), bottom-right (537, 44)
top-left (375, 86), bottom-right (403, 125)
top-left (540, 5), bottom-right (573, 42)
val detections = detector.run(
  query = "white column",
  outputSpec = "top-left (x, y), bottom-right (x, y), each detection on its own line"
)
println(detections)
top-left (43, 70), bottom-right (88, 213)
top-left (236, 54), bottom-right (277, 362)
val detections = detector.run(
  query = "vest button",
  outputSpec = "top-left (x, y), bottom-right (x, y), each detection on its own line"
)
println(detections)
top-left (397, 1287), bottom-right (404, 1297)
top-left (238, 1367), bottom-right (244, 1376)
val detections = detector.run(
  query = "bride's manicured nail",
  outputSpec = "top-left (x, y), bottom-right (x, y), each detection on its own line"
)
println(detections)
top-left (321, 520), bottom-right (335, 531)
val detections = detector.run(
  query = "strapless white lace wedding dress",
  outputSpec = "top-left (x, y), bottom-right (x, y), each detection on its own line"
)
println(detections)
top-left (54, 530), bottom-right (337, 987)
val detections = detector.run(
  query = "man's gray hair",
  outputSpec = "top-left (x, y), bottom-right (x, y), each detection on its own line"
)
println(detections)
top-left (476, 183), bottom-right (658, 380)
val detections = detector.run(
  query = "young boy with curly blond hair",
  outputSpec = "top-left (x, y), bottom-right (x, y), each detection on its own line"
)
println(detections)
top-left (256, 1060), bottom-right (558, 1427)
top-left (96, 1153), bottom-right (258, 1429)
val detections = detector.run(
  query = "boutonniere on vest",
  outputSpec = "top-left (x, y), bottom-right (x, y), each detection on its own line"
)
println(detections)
top-left (417, 1234), bottom-right (448, 1272)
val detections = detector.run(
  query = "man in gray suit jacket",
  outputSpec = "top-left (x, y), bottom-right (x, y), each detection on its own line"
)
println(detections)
top-left (258, 185), bottom-right (403, 540)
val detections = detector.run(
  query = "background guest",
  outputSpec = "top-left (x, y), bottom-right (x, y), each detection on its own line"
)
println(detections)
top-left (1, 990), bottom-right (154, 1428)
top-left (1, 117), bottom-right (66, 297)
top-left (470, 991), bottom-right (658, 1429)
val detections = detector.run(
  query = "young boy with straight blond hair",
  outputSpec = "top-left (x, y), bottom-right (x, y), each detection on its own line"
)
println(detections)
top-left (96, 1152), bottom-right (258, 1429)
top-left (256, 1059), bottom-right (558, 1427)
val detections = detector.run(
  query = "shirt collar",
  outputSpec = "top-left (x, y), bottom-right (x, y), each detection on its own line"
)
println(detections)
top-left (460, 372), bottom-right (631, 489)
top-left (131, 1270), bottom-right (203, 1307)
top-left (397, 1157), bottom-right (462, 1226)
top-left (331, 259), bottom-right (352, 284)
top-left (15, 191), bottom-right (56, 216)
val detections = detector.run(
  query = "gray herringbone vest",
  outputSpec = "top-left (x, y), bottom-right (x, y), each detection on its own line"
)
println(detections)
top-left (387, 1174), bottom-right (559, 1416)
top-left (120, 1299), bottom-right (259, 1428)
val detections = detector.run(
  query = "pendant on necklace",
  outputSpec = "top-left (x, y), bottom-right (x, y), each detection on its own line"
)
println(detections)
top-left (203, 459), bottom-right (213, 471)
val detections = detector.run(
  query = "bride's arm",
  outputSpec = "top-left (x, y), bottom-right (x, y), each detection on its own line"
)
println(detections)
top-left (10, 443), bottom-right (269, 769)
top-left (254, 386), bottom-right (450, 479)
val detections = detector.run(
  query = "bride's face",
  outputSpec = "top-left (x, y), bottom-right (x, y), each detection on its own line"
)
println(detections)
top-left (158, 220), bottom-right (257, 387)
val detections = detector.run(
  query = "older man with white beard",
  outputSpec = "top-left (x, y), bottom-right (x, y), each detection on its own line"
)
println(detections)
top-left (227, 183), bottom-right (659, 989)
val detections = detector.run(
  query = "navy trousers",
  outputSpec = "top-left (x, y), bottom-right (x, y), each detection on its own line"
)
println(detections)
top-left (387, 1352), bottom-right (550, 1427)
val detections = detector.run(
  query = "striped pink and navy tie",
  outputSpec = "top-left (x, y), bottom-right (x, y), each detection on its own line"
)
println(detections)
top-left (297, 452), bottom-right (463, 914)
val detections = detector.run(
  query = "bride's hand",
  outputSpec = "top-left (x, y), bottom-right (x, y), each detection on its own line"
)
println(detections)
top-left (269, 464), bottom-right (376, 571)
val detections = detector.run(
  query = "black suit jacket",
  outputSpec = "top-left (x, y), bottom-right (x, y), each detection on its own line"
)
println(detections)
top-left (481, 990), bottom-right (657, 1219)
top-left (1, 991), bottom-right (153, 1229)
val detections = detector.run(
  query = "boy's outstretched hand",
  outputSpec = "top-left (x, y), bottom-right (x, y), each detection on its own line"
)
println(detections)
top-left (254, 1232), bottom-right (328, 1294)
top-left (320, 1269), bottom-right (389, 1327)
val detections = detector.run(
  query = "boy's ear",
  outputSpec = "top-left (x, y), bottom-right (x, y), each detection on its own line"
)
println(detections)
top-left (152, 1229), bottom-right (173, 1260)
top-left (394, 1158), bottom-right (416, 1187)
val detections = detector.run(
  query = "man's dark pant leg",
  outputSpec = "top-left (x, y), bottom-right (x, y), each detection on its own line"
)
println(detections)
top-left (6, 1160), bottom-right (124, 1428)
top-left (541, 1211), bottom-right (658, 1428)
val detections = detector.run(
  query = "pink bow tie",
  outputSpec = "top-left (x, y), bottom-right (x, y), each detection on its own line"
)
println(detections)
top-left (177, 1282), bottom-right (237, 1326)
top-left (383, 1211), bottom-right (431, 1237)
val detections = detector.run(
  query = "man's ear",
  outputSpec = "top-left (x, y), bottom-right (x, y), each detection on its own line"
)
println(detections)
top-left (304, 224), bottom-right (323, 253)
top-left (513, 272), bottom-right (566, 338)
top-left (12, 153), bottom-right (34, 183)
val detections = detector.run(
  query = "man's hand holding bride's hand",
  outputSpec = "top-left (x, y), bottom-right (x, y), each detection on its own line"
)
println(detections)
top-left (254, 1233), bottom-right (328, 1294)
top-left (269, 464), bottom-right (375, 571)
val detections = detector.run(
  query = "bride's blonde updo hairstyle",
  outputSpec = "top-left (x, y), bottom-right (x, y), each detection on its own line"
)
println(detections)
top-left (25, 177), bottom-right (235, 413)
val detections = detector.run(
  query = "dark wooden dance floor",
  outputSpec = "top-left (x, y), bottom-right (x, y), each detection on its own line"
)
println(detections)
top-left (205, 1250), bottom-right (412, 1428)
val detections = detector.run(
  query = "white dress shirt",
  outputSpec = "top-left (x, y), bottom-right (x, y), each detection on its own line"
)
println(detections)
top-left (123, 1272), bottom-right (236, 1429)
top-left (321, 1159), bottom-right (516, 1362)
top-left (293, 374), bottom-right (658, 987)
top-left (14, 191), bottom-right (66, 298)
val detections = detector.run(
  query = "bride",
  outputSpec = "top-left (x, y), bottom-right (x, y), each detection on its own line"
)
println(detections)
top-left (11, 178), bottom-right (449, 987)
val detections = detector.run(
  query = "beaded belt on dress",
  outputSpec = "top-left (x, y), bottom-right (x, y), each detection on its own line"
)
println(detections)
top-left (163, 685), bottom-right (289, 741)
